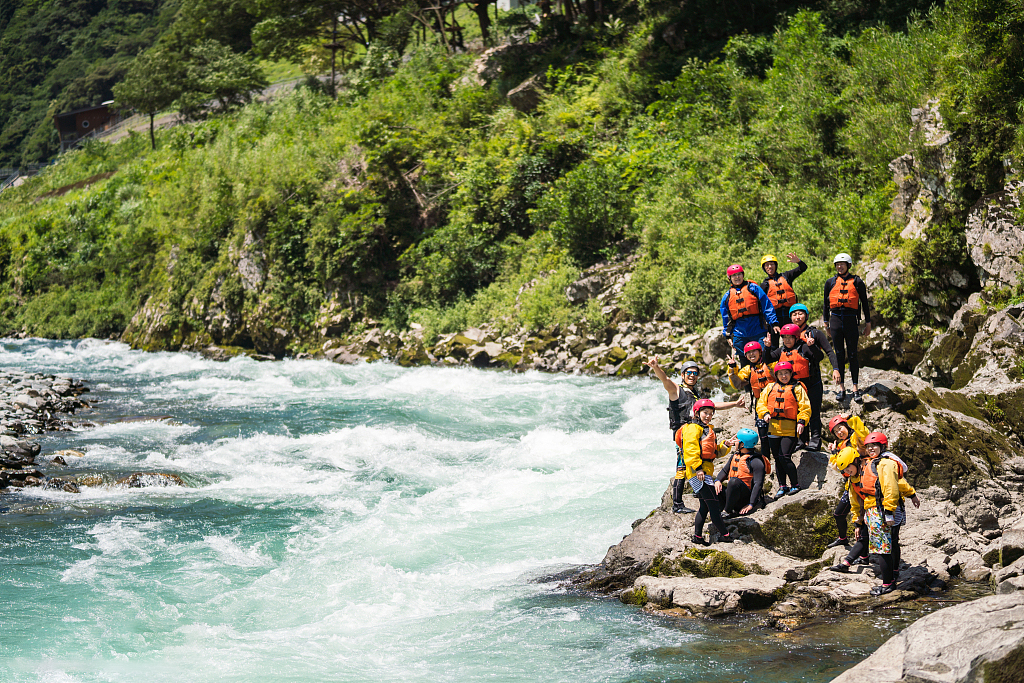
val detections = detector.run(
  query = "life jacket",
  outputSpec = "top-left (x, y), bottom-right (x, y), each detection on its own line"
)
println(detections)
top-left (765, 275), bottom-right (797, 309)
top-left (829, 274), bottom-right (860, 311)
top-left (777, 346), bottom-right (811, 381)
top-left (766, 382), bottom-right (801, 421)
top-left (727, 282), bottom-right (761, 321)
top-left (730, 451), bottom-right (771, 487)
top-left (699, 424), bottom-right (718, 461)
top-left (851, 456), bottom-right (907, 515)
top-left (749, 363), bottom-right (774, 399)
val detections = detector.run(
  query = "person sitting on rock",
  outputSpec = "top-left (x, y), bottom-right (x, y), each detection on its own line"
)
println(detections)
top-left (647, 357), bottom-right (743, 513)
top-left (787, 304), bottom-right (841, 451)
top-left (824, 413), bottom-right (870, 549)
top-left (755, 361), bottom-right (811, 499)
top-left (720, 264), bottom-right (780, 367)
top-left (823, 253), bottom-right (871, 404)
top-left (727, 341), bottom-right (775, 442)
top-left (715, 428), bottom-right (770, 517)
top-left (676, 399), bottom-right (736, 545)
top-left (830, 435), bottom-right (920, 595)
top-left (760, 252), bottom-right (808, 346)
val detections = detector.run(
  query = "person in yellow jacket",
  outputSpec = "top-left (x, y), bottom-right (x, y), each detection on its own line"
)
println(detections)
top-left (675, 399), bottom-right (736, 545)
top-left (832, 435), bottom-right (920, 595)
top-left (755, 361), bottom-right (811, 499)
top-left (824, 413), bottom-right (870, 549)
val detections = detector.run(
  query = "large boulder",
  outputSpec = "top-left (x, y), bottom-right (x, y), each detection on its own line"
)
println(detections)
top-left (965, 175), bottom-right (1024, 288)
top-left (629, 574), bottom-right (786, 616)
top-left (831, 592), bottom-right (1024, 683)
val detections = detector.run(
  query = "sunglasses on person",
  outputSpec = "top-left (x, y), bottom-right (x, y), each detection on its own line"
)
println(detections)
top-left (684, 370), bottom-right (700, 377)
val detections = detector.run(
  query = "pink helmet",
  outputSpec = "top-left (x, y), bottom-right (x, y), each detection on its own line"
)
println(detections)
top-left (774, 361), bottom-right (793, 372)
top-left (743, 341), bottom-right (763, 354)
top-left (693, 398), bottom-right (716, 416)
top-left (780, 323), bottom-right (802, 337)
top-left (726, 264), bottom-right (744, 276)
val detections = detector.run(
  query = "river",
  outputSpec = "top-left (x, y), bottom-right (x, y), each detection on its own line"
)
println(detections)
top-left (0, 339), bottom-right (968, 682)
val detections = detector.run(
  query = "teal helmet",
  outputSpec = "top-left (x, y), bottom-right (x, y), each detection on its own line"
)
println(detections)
top-left (789, 303), bottom-right (809, 316)
top-left (736, 428), bottom-right (759, 449)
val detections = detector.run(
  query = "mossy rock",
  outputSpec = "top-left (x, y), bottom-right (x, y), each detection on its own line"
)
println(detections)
top-left (951, 352), bottom-right (988, 391)
top-left (894, 414), bottom-right (1007, 491)
top-left (606, 346), bottom-right (628, 363)
top-left (916, 387), bottom-right (985, 420)
top-left (761, 499), bottom-right (838, 559)
top-left (395, 343), bottom-right (431, 367)
top-left (976, 387), bottom-right (1024, 442)
top-left (495, 352), bottom-right (522, 369)
top-left (650, 549), bottom-right (751, 578)
top-left (616, 355), bottom-right (645, 377)
top-left (892, 387), bottom-right (928, 422)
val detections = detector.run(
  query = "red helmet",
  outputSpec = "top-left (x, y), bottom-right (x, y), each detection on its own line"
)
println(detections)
top-left (773, 361), bottom-right (793, 372)
top-left (692, 398), bottom-right (716, 416)
top-left (780, 323), bottom-right (802, 337)
top-left (828, 415), bottom-right (849, 434)
top-left (864, 431), bottom-right (888, 449)
top-left (743, 341), bottom-right (763, 354)
top-left (726, 264), bottom-right (744, 276)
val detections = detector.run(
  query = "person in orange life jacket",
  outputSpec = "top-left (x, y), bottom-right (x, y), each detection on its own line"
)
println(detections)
top-left (647, 357), bottom-right (744, 513)
top-left (727, 340), bottom-right (775, 441)
top-left (824, 413), bottom-right (870, 549)
top-left (714, 428), bottom-right (769, 517)
top-left (787, 304), bottom-right (841, 451)
top-left (676, 399), bottom-right (735, 545)
top-left (823, 253), bottom-right (871, 404)
top-left (720, 264), bottom-right (780, 367)
top-left (760, 253), bottom-right (807, 347)
top-left (767, 322), bottom-right (824, 451)
top-left (830, 433), bottom-right (919, 593)
top-left (755, 361), bottom-right (811, 499)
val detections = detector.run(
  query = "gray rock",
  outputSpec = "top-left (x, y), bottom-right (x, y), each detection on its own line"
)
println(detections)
top-left (507, 74), bottom-right (544, 112)
top-left (632, 574), bottom-right (787, 615)
top-left (831, 593), bottom-right (1024, 683)
top-left (965, 179), bottom-right (1024, 288)
top-left (701, 327), bottom-right (731, 365)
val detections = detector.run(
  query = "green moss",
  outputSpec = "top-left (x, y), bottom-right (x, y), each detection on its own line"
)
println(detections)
top-left (982, 642), bottom-right (1024, 683)
top-left (895, 414), bottom-right (1009, 491)
top-left (684, 548), bottom-right (718, 560)
top-left (892, 387), bottom-right (929, 422)
top-left (977, 387), bottom-right (1024, 441)
top-left (702, 551), bottom-right (750, 578)
top-left (917, 387), bottom-right (985, 420)
top-left (651, 549), bottom-right (752, 578)
top-left (761, 499), bottom-right (838, 559)
top-left (631, 586), bottom-right (649, 606)
top-left (951, 352), bottom-right (987, 391)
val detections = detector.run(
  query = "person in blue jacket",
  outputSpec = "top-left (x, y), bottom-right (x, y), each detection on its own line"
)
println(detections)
top-left (720, 264), bottom-right (780, 366)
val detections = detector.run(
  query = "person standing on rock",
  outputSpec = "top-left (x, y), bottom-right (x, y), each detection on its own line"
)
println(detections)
top-left (647, 357), bottom-right (744, 513)
top-left (823, 253), bottom-right (871, 403)
top-left (831, 436), bottom-right (919, 594)
top-left (727, 341), bottom-right (775, 441)
top-left (714, 428), bottom-right (770, 517)
top-left (676, 399), bottom-right (735, 545)
top-left (787, 303), bottom-right (841, 451)
top-left (824, 413), bottom-right (870, 549)
top-left (760, 253), bottom-right (808, 347)
top-left (767, 323), bottom-right (824, 451)
top-left (755, 361), bottom-right (811, 499)
top-left (720, 264), bottom-right (780, 367)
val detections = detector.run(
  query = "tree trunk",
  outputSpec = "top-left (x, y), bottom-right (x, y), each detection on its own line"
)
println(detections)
top-left (473, 1), bottom-right (492, 44)
top-left (149, 112), bottom-right (155, 150)
top-left (583, 0), bottom-right (597, 23)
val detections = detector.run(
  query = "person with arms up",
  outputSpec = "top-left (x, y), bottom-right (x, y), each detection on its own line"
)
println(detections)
top-left (760, 252), bottom-right (807, 347)
top-left (647, 357), bottom-right (743, 513)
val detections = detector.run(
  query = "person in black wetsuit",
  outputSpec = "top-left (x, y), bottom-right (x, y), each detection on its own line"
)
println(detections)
top-left (714, 428), bottom-right (769, 517)
top-left (823, 253), bottom-right (871, 404)
top-left (646, 357), bottom-right (743, 513)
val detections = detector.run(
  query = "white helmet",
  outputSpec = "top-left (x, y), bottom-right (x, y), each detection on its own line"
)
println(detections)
top-left (833, 253), bottom-right (853, 265)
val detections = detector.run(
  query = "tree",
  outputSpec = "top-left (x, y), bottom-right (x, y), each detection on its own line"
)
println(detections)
top-left (173, 40), bottom-right (268, 120)
top-left (112, 49), bottom-right (184, 149)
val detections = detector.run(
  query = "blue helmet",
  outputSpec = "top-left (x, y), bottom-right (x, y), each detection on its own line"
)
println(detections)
top-left (736, 428), bottom-right (759, 449)
top-left (789, 303), bottom-right (809, 316)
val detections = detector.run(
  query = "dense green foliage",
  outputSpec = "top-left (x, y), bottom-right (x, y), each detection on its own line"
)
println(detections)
top-left (1, 0), bottom-right (1022, 353)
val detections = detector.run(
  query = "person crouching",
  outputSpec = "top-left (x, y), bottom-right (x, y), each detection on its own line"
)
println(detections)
top-left (715, 428), bottom-right (770, 517)
top-left (675, 399), bottom-right (735, 545)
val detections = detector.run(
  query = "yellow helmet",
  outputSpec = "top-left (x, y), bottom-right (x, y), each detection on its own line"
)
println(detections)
top-left (835, 447), bottom-right (859, 472)
top-left (760, 254), bottom-right (778, 268)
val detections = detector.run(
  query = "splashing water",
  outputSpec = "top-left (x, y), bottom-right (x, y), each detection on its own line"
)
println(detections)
top-left (0, 339), bottom-right (923, 682)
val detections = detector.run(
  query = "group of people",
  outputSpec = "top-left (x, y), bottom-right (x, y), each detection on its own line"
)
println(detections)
top-left (645, 253), bottom-right (917, 595)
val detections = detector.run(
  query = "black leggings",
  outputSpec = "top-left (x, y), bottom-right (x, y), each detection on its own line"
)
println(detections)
top-left (805, 380), bottom-right (823, 443)
top-left (719, 479), bottom-right (752, 514)
top-left (875, 524), bottom-right (902, 585)
top-left (829, 313), bottom-right (860, 386)
top-left (695, 484), bottom-right (728, 538)
top-left (834, 491), bottom-right (851, 539)
top-left (767, 436), bottom-right (799, 488)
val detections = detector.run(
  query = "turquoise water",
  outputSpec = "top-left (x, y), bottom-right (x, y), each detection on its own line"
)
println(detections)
top-left (0, 339), bottom-right (913, 682)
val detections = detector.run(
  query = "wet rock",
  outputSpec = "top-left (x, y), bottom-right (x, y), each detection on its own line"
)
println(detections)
top-left (832, 593), bottom-right (1024, 683)
top-left (115, 472), bottom-right (187, 488)
top-left (629, 574), bottom-right (787, 616)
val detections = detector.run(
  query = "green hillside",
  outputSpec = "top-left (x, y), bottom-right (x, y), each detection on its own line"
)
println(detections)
top-left (0, 0), bottom-right (1021, 355)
